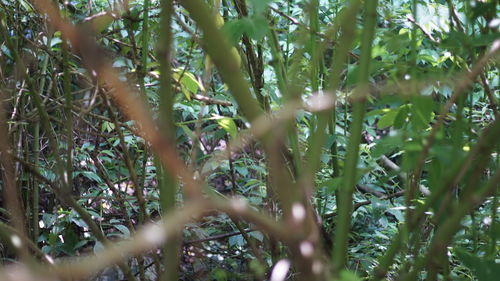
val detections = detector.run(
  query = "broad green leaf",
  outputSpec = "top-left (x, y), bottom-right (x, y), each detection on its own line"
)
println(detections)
top-left (173, 69), bottom-right (205, 99)
top-left (249, 231), bottom-right (264, 242)
top-left (228, 234), bottom-right (245, 247)
top-left (372, 135), bottom-right (402, 158)
top-left (216, 117), bottom-right (238, 139)
top-left (321, 177), bottom-right (342, 194)
top-left (223, 15), bottom-right (269, 42)
top-left (222, 19), bottom-right (246, 45)
top-left (338, 270), bottom-right (362, 281)
top-left (181, 71), bottom-right (204, 93)
top-left (247, 15), bottom-right (269, 41)
top-left (249, 0), bottom-right (274, 14)
top-left (394, 104), bottom-right (410, 129)
top-left (180, 125), bottom-right (196, 140)
top-left (114, 224), bottom-right (130, 237)
top-left (85, 12), bottom-right (115, 33)
top-left (377, 107), bottom-right (400, 129)
top-left (81, 171), bottom-right (102, 183)
top-left (410, 96), bottom-right (434, 130)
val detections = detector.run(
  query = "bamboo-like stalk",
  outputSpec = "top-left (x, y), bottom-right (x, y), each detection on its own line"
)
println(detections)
top-left (157, 1), bottom-right (180, 280)
top-left (332, 0), bottom-right (379, 274)
top-left (138, 1), bottom-right (154, 279)
top-left (62, 35), bottom-right (74, 198)
top-left (178, 0), bottom-right (263, 122)
top-left (309, 0), bottom-right (321, 94)
top-left (31, 39), bottom-right (52, 243)
top-left (304, 0), bottom-right (362, 179)
top-left (32, 117), bottom-right (40, 241)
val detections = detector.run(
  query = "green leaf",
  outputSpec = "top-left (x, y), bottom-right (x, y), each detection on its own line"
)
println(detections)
top-left (86, 12), bottom-right (115, 33)
top-left (81, 171), bottom-right (102, 183)
top-left (372, 134), bottom-right (402, 158)
top-left (322, 177), bottom-right (342, 194)
top-left (181, 72), bottom-right (203, 93)
top-left (377, 107), bottom-right (400, 129)
top-left (339, 270), bottom-right (362, 281)
top-left (180, 125), bottom-right (196, 140)
top-left (215, 117), bottom-right (238, 139)
top-left (410, 96), bottom-right (434, 130)
top-left (247, 15), bottom-right (269, 41)
top-left (394, 104), bottom-right (410, 129)
top-left (454, 248), bottom-right (500, 281)
top-left (470, 33), bottom-right (500, 47)
top-left (222, 19), bottom-right (246, 45)
top-left (249, 231), bottom-right (264, 242)
top-left (249, 0), bottom-right (273, 14)
top-left (234, 166), bottom-right (249, 177)
top-left (223, 15), bottom-right (269, 42)
top-left (114, 224), bottom-right (130, 237)
top-left (228, 234), bottom-right (245, 247)
top-left (173, 69), bottom-right (205, 98)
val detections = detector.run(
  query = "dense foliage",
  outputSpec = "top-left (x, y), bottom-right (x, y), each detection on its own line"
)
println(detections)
top-left (0, 0), bottom-right (498, 280)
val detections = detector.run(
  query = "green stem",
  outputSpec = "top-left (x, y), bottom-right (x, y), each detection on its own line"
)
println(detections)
top-left (179, 0), bottom-right (263, 122)
top-left (332, 0), bottom-right (378, 273)
top-left (158, 1), bottom-right (180, 280)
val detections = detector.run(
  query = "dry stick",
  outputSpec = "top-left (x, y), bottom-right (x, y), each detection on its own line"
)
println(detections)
top-left (445, 0), bottom-right (464, 33)
top-left (380, 155), bottom-right (430, 196)
top-left (191, 94), bottom-right (232, 106)
top-left (363, 131), bottom-right (430, 196)
top-left (184, 228), bottom-right (256, 245)
top-left (406, 14), bottom-right (438, 43)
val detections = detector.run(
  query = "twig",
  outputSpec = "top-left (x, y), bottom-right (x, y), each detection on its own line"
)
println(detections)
top-left (406, 15), bottom-right (438, 43)
top-left (184, 228), bottom-right (256, 244)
